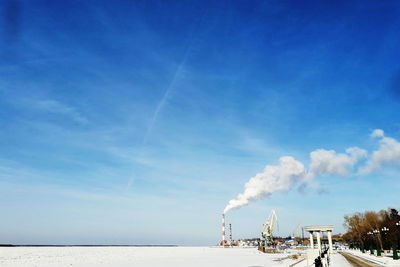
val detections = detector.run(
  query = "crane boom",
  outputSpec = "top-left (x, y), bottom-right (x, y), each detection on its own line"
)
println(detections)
top-left (260, 210), bottom-right (278, 247)
top-left (292, 223), bottom-right (301, 239)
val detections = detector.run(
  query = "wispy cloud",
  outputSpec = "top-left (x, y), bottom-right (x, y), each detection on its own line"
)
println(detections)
top-left (29, 99), bottom-right (88, 124)
top-left (12, 97), bottom-right (88, 124)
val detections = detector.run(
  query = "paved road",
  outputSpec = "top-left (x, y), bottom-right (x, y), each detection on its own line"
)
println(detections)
top-left (340, 252), bottom-right (381, 267)
top-left (328, 253), bottom-right (354, 267)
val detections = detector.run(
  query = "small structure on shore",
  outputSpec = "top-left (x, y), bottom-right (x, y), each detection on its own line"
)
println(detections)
top-left (304, 225), bottom-right (334, 266)
top-left (304, 225), bottom-right (334, 254)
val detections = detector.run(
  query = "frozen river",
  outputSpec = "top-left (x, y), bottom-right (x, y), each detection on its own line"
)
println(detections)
top-left (0, 246), bottom-right (352, 267)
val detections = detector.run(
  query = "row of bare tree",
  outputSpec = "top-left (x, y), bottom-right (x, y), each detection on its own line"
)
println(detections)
top-left (343, 208), bottom-right (400, 250)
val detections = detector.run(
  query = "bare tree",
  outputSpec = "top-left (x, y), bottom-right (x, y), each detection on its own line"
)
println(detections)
top-left (344, 208), bottom-right (400, 250)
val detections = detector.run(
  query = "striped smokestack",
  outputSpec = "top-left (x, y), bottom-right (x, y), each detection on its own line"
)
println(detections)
top-left (221, 213), bottom-right (225, 247)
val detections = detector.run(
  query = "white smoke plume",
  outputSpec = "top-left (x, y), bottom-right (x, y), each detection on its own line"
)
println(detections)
top-left (223, 129), bottom-right (399, 214)
top-left (223, 156), bottom-right (305, 214)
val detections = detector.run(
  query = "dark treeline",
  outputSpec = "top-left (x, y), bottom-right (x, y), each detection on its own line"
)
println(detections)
top-left (343, 208), bottom-right (400, 250)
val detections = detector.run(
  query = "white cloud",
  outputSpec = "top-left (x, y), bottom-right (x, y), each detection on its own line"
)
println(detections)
top-left (309, 147), bottom-right (367, 177)
top-left (360, 129), bottom-right (400, 173)
top-left (371, 129), bottom-right (384, 138)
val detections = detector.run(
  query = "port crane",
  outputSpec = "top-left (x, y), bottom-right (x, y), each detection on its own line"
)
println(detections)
top-left (260, 210), bottom-right (277, 247)
top-left (292, 223), bottom-right (302, 239)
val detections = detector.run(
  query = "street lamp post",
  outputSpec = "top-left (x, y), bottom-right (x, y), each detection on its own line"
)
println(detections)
top-left (373, 229), bottom-right (382, 256)
top-left (395, 221), bottom-right (400, 242)
top-left (381, 227), bottom-right (389, 256)
top-left (367, 230), bottom-right (381, 256)
top-left (367, 232), bottom-right (374, 255)
top-left (394, 221), bottom-right (400, 260)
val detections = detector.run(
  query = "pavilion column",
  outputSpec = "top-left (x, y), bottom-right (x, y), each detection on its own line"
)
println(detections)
top-left (327, 230), bottom-right (333, 254)
top-left (316, 231), bottom-right (321, 252)
top-left (309, 232), bottom-right (314, 249)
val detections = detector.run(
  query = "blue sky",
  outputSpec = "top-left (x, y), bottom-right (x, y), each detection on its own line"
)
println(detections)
top-left (1, 0), bottom-right (400, 245)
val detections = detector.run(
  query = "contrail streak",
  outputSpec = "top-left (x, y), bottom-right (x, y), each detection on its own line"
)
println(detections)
top-left (142, 8), bottom-right (206, 145)
top-left (142, 54), bottom-right (188, 145)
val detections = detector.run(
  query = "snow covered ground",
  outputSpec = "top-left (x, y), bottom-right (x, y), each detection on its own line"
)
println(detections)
top-left (0, 246), bottom-right (351, 267)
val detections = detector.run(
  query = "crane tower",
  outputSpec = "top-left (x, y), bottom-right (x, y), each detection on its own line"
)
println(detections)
top-left (260, 210), bottom-right (278, 247)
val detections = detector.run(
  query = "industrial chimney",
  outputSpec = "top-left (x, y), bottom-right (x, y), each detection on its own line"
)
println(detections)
top-left (221, 213), bottom-right (226, 247)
